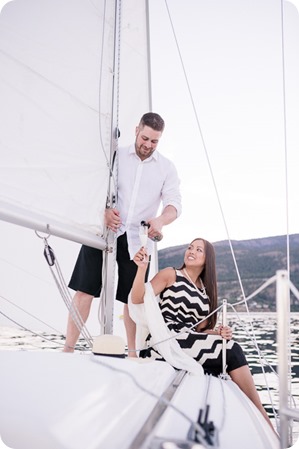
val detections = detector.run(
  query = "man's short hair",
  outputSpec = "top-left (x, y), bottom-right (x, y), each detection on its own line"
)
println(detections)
top-left (139, 112), bottom-right (165, 132)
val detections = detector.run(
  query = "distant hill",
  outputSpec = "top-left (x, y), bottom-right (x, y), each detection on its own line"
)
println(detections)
top-left (158, 234), bottom-right (299, 312)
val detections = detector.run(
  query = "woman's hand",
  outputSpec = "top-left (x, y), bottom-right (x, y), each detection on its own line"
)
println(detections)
top-left (217, 325), bottom-right (232, 340)
top-left (133, 247), bottom-right (148, 268)
top-left (131, 247), bottom-right (149, 304)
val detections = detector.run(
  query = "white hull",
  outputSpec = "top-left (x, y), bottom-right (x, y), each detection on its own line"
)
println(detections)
top-left (0, 351), bottom-right (279, 449)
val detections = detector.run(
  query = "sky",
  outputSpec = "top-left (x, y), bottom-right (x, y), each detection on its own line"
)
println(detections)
top-left (0, 0), bottom-right (298, 333)
top-left (146, 0), bottom-right (299, 249)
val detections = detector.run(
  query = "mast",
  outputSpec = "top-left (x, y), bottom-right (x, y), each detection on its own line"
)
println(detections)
top-left (103, 0), bottom-right (154, 334)
top-left (102, 0), bottom-right (121, 334)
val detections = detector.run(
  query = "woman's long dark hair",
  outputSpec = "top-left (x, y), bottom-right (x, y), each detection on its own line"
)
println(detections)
top-left (179, 238), bottom-right (218, 329)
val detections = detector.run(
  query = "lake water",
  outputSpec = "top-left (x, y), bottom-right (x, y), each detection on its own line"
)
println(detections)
top-left (1, 312), bottom-right (299, 446)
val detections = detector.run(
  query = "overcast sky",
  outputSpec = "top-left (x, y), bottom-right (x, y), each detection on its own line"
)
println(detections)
top-left (146, 0), bottom-right (299, 249)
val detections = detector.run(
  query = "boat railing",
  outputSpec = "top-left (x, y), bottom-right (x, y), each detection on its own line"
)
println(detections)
top-left (277, 270), bottom-right (299, 449)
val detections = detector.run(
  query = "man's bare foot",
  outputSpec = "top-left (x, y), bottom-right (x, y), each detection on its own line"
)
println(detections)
top-left (63, 344), bottom-right (74, 353)
top-left (127, 350), bottom-right (138, 358)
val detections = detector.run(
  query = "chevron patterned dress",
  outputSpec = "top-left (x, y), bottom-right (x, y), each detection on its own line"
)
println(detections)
top-left (156, 269), bottom-right (247, 376)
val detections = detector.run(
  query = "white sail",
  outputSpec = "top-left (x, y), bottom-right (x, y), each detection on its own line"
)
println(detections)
top-left (118, 0), bottom-right (152, 145)
top-left (0, 0), bottom-right (152, 335)
top-left (0, 0), bottom-right (118, 249)
top-left (0, 0), bottom-right (153, 243)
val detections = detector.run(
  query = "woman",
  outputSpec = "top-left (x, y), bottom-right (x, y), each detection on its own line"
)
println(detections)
top-left (131, 237), bottom-right (274, 431)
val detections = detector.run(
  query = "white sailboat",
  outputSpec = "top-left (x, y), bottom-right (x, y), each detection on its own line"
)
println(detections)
top-left (0, 1), bottom-right (298, 448)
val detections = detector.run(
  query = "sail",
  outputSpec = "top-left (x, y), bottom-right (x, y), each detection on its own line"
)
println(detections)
top-left (0, 0), bottom-right (152, 334)
top-left (0, 0), bottom-right (118, 249)
top-left (118, 0), bottom-right (152, 145)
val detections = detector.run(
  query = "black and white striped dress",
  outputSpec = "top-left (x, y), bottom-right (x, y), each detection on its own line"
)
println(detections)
top-left (152, 269), bottom-right (247, 376)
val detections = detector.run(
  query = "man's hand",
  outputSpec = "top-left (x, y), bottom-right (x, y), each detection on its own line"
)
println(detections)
top-left (105, 208), bottom-right (121, 232)
top-left (146, 205), bottom-right (177, 241)
top-left (147, 217), bottom-right (163, 241)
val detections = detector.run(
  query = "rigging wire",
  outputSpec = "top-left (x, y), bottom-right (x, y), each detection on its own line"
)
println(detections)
top-left (0, 306), bottom-right (88, 351)
top-left (0, 293), bottom-right (61, 335)
top-left (279, 0), bottom-right (291, 276)
top-left (163, 0), bottom-right (247, 305)
top-left (0, 309), bottom-right (68, 350)
top-left (35, 232), bottom-right (93, 350)
top-left (279, 0), bottom-right (293, 441)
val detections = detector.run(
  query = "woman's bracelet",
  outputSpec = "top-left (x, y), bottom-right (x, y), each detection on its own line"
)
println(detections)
top-left (217, 325), bottom-right (223, 335)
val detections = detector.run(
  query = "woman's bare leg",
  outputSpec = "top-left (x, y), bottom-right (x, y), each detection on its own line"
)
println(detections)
top-left (123, 304), bottom-right (137, 357)
top-left (229, 365), bottom-right (276, 433)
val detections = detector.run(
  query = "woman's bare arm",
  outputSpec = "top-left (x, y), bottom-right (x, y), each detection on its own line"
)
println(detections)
top-left (131, 248), bottom-right (175, 303)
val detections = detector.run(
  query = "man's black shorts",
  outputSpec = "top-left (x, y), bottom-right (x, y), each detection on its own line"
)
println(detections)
top-left (68, 233), bottom-right (150, 303)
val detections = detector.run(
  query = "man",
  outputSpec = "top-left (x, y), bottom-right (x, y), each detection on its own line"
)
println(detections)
top-left (63, 112), bottom-right (182, 355)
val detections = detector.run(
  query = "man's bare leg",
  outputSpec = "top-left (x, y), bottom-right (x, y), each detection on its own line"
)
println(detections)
top-left (123, 303), bottom-right (137, 357)
top-left (63, 291), bottom-right (94, 352)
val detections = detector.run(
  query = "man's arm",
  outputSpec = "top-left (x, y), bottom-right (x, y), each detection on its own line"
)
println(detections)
top-left (147, 158), bottom-right (181, 240)
top-left (158, 204), bottom-right (178, 225)
top-left (147, 205), bottom-right (177, 239)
